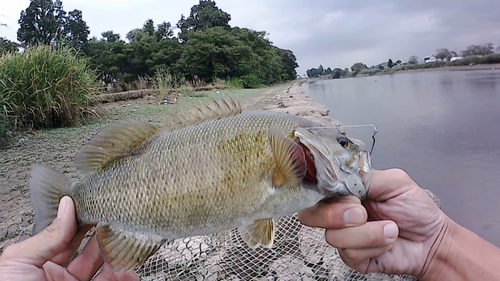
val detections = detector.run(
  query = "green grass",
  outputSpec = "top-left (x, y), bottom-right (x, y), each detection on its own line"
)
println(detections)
top-left (0, 45), bottom-right (101, 132)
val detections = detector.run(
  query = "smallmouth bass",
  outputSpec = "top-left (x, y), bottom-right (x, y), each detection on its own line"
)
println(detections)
top-left (29, 97), bottom-right (372, 272)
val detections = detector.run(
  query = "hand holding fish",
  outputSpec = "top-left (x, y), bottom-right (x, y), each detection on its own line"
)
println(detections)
top-left (298, 168), bottom-right (500, 280)
top-left (0, 196), bottom-right (139, 281)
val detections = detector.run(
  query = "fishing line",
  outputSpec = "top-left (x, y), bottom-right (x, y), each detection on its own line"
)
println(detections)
top-left (309, 124), bottom-right (378, 155)
top-left (343, 124), bottom-right (378, 155)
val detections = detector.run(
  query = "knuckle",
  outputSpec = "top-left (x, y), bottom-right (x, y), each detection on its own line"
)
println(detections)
top-left (364, 224), bottom-right (384, 245)
top-left (388, 168), bottom-right (411, 183)
top-left (1, 244), bottom-right (18, 259)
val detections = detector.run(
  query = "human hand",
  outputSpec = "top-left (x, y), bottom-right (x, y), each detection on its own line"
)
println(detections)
top-left (298, 168), bottom-right (453, 278)
top-left (0, 196), bottom-right (139, 281)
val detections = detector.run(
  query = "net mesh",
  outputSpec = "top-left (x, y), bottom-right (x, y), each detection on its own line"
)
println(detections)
top-left (135, 213), bottom-right (418, 281)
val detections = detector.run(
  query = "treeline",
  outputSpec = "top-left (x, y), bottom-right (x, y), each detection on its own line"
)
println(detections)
top-left (0, 0), bottom-right (298, 88)
top-left (307, 42), bottom-right (500, 79)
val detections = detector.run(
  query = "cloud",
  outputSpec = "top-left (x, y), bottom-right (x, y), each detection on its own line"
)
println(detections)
top-left (1, 0), bottom-right (499, 74)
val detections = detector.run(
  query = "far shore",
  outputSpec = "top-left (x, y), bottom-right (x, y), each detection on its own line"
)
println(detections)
top-left (360, 62), bottom-right (500, 77)
top-left (309, 63), bottom-right (500, 82)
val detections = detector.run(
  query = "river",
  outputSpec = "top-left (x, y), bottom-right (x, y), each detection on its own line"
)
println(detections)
top-left (303, 69), bottom-right (500, 246)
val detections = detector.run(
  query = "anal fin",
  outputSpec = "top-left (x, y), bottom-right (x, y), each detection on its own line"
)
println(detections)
top-left (269, 126), bottom-right (306, 188)
top-left (239, 219), bottom-right (275, 248)
top-left (96, 223), bottom-right (166, 272)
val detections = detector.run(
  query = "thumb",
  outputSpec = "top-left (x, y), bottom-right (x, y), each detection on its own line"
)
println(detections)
top-left (2, 196), bottom-right (77, 267)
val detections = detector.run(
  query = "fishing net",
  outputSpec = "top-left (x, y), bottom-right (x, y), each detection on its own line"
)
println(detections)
top-left (134, 212), bottom-right (425, 281)
top-left (135, 188), bottom-right (440, 280)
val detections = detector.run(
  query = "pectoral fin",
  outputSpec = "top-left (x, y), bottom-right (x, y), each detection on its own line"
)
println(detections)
top-left (96, 223), bottom-right (166, 272)
top-left (269, 126), bottom-right (306, 188)
top-left (239, 219), bottom-right (275, 248)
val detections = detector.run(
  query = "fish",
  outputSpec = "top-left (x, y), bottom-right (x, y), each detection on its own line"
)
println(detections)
top-left (29, 97), bottom-right (372, 272)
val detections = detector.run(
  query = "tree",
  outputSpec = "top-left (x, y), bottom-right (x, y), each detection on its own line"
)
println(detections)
top-left (0, 38), bottom-right (20, 54)
top-left (17, 0), bottom-right (67, 47)
top-left (101, 31), bottom-right (121, 42)
top-left (408, 55), bottom-right (419, 64)
top-left (351, 62), bottom-right (367, 73)
top-left (306, 68), bottom-right (322, 78)
top-left (318, 65), bottom-right (324, 75)
top-left (388, 58), bottom-right (394, 68)
top-left (65, 9), bottom-right (89, 49)
top-left (17, 0), bottom-right (89, 49)
top-left (331, 68), bottom-right (342, 79)
top-left (436, 48), bottom-right (452, 61)
top-left (177, 0), bottom-right (231, 41)
top-left (461, 43), bottom-right (494, 56)
top-left (277, 48), bottom-right (299, 81)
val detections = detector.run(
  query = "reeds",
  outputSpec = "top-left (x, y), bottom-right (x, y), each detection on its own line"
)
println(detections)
top-left (0, 45), bottom-right (100, 132)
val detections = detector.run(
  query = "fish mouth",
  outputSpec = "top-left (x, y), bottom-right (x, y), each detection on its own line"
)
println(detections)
top-left (340, 151), bottom-right (372, 200)
top-left (295, 130), bottom-right (372, 200)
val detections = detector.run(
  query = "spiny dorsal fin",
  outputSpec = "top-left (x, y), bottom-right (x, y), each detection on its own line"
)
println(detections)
top-left (165, 97), bottom-right (241, 129)
top-left (269, 126), bottom-right (306, 188)
top-left (239, 219), bottom-right (275, 248)
top-left (75, 120), bottom-right (161, 175)
top-left (96, 222), bottom-right (166, 272)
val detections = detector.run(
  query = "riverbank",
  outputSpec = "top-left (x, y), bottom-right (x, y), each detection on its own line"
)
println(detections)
top-left (357, 62), bottom-right (500, 77)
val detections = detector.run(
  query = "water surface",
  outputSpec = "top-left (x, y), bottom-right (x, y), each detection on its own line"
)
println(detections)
top-left (303, 70), bottom-right (500, 246)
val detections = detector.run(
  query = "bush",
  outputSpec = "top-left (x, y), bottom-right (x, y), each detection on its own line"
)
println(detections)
top-left (225, 78), bottom-right (244, 89)
top-left (0, 45), bottom-right (100, 130)
top-left (451, 54), bottom-right (500, 66)
top-left (239, 74), bottom-right (263, 88)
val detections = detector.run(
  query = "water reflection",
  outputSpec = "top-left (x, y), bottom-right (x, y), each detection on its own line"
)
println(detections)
top-left (304, 70), bottom-right (500, 246)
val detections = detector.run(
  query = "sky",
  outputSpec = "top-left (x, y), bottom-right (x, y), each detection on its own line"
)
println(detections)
top-left (1, 0), bottom-right (500, 75)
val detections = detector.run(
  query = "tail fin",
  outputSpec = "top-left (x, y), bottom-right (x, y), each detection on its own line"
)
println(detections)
top-left (29, 163), bottom-right (72, 235)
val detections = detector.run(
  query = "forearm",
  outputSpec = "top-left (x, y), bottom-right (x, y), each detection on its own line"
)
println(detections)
top-left (421, 219), bottom-right (500, 280)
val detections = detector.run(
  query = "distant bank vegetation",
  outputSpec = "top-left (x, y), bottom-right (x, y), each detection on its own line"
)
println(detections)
top-left (0, 0), bottom-right (299, 147)
top-left (307, 43), bottom-right (500, 79)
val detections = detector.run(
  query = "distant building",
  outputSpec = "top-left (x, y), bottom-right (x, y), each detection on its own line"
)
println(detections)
top-left (424, 56), bottom-right (437, 63)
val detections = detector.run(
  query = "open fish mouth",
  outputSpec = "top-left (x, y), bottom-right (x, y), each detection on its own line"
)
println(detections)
top-left (294, 127), bottom-right (372, 200)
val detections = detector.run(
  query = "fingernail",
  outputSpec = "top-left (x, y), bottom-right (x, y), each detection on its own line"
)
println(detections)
top-left (57, 197), bottom-right (68, 219)
top-left (384, 222), bottom-right (398, 240)
top-left (344, 207), bottom-right (364, 225)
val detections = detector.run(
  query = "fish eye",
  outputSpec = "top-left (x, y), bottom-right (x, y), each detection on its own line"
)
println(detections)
top-left (338, 137), bottom-right (348, 148)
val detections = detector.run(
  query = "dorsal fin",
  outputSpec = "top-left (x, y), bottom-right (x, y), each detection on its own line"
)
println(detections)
top-left (75, 120), bottom-right (161, 175)
top-left (165, 97), bottom-right (241, 129)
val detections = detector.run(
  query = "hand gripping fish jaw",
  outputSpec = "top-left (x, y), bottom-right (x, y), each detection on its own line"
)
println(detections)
top-left (294, 127), bottom-right (372, 201)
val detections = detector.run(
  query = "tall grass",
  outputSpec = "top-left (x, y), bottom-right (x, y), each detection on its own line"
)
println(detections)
top-left (0, 45), bottom-right (100, 132)
top-left (153, 68), bottom-right (186, 95)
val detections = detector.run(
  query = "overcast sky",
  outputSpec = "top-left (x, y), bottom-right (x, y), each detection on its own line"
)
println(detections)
top-left (1, 0), bottom-right (500, 75)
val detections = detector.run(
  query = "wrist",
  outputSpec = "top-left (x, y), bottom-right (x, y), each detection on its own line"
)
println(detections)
top-left (417, 213), bottom-right (457, 280)
top-left (419, 213), bottom-right (500, 280)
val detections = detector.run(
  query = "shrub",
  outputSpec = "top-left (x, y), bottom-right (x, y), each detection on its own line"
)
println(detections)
top-left (0, 45), bottom-right (100, 129)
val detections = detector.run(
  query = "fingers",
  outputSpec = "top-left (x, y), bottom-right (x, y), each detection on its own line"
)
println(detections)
top-left (339, 244), bottom-right (392, 268)
top-left (368, 169), bottom-right (416, 200)
top-left (94, 264), bottom-right (140, 281)
top-left (298, 196), bottom-right (367, 229)
top-left (1, 196), bottom-right (77, 267)
top-left (51, 225), bottom-right (93, 266)
top-left (325, 220), bottom-right (399, 272)
top-left (66, 235), bottom-right (105, 280)
top-left (325, 220), bottom-right (398, 249)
